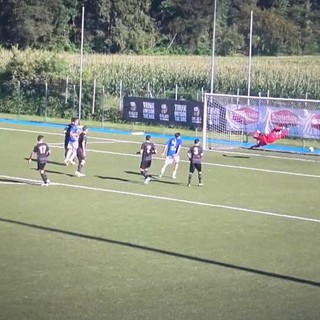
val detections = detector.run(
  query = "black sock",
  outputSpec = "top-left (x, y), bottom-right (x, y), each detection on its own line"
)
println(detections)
top-left (198, 172), bottom-right (202, 183)
top-left (78, 162), bottom-right (84, 173)
top-left (188, 173), bottom-right (192, 184)
top-left (41, 172), bottom-right (47, 183)
top-left (141, 170), bottom-right (147, 178)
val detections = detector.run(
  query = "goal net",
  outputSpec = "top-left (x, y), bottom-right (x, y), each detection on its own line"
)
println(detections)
top-left (202, 93), bottom-right (320, 152)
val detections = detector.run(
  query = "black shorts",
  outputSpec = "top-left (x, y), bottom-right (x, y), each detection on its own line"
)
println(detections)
top-left (189, 162), bottom-right (202, 173)
top-left (140, 159), bottom-right (151, 170)
top-left (77, 148), bottom-right (86, 161)
top-left (37, 161), bottom-right (47, 170)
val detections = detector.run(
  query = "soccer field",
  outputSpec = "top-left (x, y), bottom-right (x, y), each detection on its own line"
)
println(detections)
top-left (0, 120), bottom-right (320, 320)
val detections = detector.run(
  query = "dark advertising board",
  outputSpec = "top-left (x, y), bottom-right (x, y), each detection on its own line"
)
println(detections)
top-left (123, 96), bottom-right (204, 127)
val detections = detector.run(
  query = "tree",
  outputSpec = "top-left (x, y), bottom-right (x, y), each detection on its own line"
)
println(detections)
top-left (151, 0), bottom-right (214, 52)
top-left (0, 0), bottom-right (77, 49)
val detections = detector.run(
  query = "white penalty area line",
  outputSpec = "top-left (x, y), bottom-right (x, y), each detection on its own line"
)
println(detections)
top-left (1, 126), bottom-right (319, 178)
top-left (1, 174), bottom-right (320, 225)
top-left (0, 181), bottom-right (28, 185)
top-left (0, 127), bottom-right (128, 144)
top-left (1, 126), bottom-right (319, 164)
top-left (51, 144), bottom-right (320, 179)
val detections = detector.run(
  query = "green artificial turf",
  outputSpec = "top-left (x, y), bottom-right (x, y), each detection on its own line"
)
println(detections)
top-left (0, 122), bottom-right (319, 320)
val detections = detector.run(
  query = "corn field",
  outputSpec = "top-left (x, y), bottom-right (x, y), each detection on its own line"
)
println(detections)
top-left (60, 53), bottom-right (320, 100)
top-left (0, 49), bottom-right (319, 100)
top-left (0, 49), bottom-right (319, 121)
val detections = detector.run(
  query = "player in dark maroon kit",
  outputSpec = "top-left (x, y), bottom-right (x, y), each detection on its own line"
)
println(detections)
top-left (75, 126), bottom-right (88, 177)
top-left (139, 135), bottom-right (157, 184)
top-left (28, 135), bottom-right (51, 186)
top-left (250, 126), bottom-right (289, 148)
top-left (187, 139), bottom-right (204, 187)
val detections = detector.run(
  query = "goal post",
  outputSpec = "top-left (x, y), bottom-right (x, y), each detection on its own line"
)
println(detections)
top-left (202, 93), bottom-right (320, 152)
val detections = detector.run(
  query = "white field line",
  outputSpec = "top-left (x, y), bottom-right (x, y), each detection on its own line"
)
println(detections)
top-left (1, 174), bottom-right (320, 224)
top-left (0, 181), bottom-right (27, 185)
top-left (1, 126), bottom-right (319, 178)
top-left (83, 141), bottom-right (117, 144)
top-left (0, 127), bottom-right (132, 143)
top-left (1, 124), bottom-right (318, 179)
top-left (52, 144), bottom-right (320, 179)
top-left (48, 142), bottom-right (64, 146)
top-left (1, 126), bottom-right (319, 163)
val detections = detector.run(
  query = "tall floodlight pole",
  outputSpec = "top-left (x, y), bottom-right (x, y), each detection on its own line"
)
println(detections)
top-left (210, 0), bottom-right (217, 93)
top-left (78, 6), bottom-right (85, 120)
top-left (247, 10), bottom-right (253, 99)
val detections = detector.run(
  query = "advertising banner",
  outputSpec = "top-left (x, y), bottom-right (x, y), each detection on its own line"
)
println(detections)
top-left (123, 97), bottom-right (204, 128)
top-left (225, 104), bottom-right (320, 139)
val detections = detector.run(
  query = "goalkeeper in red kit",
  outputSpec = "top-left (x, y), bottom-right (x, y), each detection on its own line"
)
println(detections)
top-left (250, 126), bottom-right (289, 148)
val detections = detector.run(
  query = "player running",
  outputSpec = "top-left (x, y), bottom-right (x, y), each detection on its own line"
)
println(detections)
top-left (187, 139), bottom-right (204, 187)
top-left (75, 126), bottom-right (88, 177)
top-left (28, 135), bottom-right (51, 186)
top-left (139, 135), bottom-right (157, 184)
top-left (159, 132), bottom-right (182, 179)
top-left (250, 126), bottom-right (289, 148)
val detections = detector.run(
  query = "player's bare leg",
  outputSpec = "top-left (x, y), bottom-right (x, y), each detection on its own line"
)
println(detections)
top-left (172, 163), bottom-right (178, 179)
top-left (140, 168), bottom-right (151, 184)
top-left (198, 171), bottom-right (203, 186)
top-left (40, 169), bottom-right (50, 186)
top-left (187, 172), bottom-right (192, 187)
top-left (159, 163), bottom-right (168, 178)
top-left (65, 148), bottom-right (77, 165)
top-left (75, 160), bottom-right (86, 177)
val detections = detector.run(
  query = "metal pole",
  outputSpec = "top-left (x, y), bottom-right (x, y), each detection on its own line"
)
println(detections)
top-left (73, 84), bottom-right (76, 116)
top-left (202, 93), bottom-right (208, 150)
top-left (92, 78), bottom-right (96, 115)
top-left (65, 76), bottom-right (69, 105)
top-left (45, 81), bottom-right (48, 122)
top-left (17, 80), bottom-right (21, 119)
top-left (210, 0), bottom-right (217, 93)
top-left (305, 92), bottom-right (308, 107)
top-left (175, 83), bottom-right (178, 100)
top-left (119, 80), bottom-right (123, 111)
top-left (236, 88), bottom-right (240, 106)
top-left (102, 85), bottom-right (105, 128)
top-left (78, 6), bottom-right (85, 120)
top-left (247, 10), bottom-right (253, 100)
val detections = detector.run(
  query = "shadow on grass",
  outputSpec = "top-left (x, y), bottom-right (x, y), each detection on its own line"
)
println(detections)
top-left (95, 175), bottom-right (140, 184)
top-left (24, 158), bottom-right (67, 166)
top-left (31, 168), bottom-right (74, 178)
top-left (222, 155), bottom-right (250, 159)
top-left (0, 178), bottom-right (31, 185)
top-left (1, 217), bottom-right (319, 288)
top-left (124, 171), bottom-right (184, 186)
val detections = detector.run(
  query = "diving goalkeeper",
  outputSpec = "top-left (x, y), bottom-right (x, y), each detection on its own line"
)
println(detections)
top-left (250, 126), bottom-right (289, 148)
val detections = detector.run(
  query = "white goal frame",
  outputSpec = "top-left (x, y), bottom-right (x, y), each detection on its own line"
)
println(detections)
top-left (202, 93), bottom-right (320, 151)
